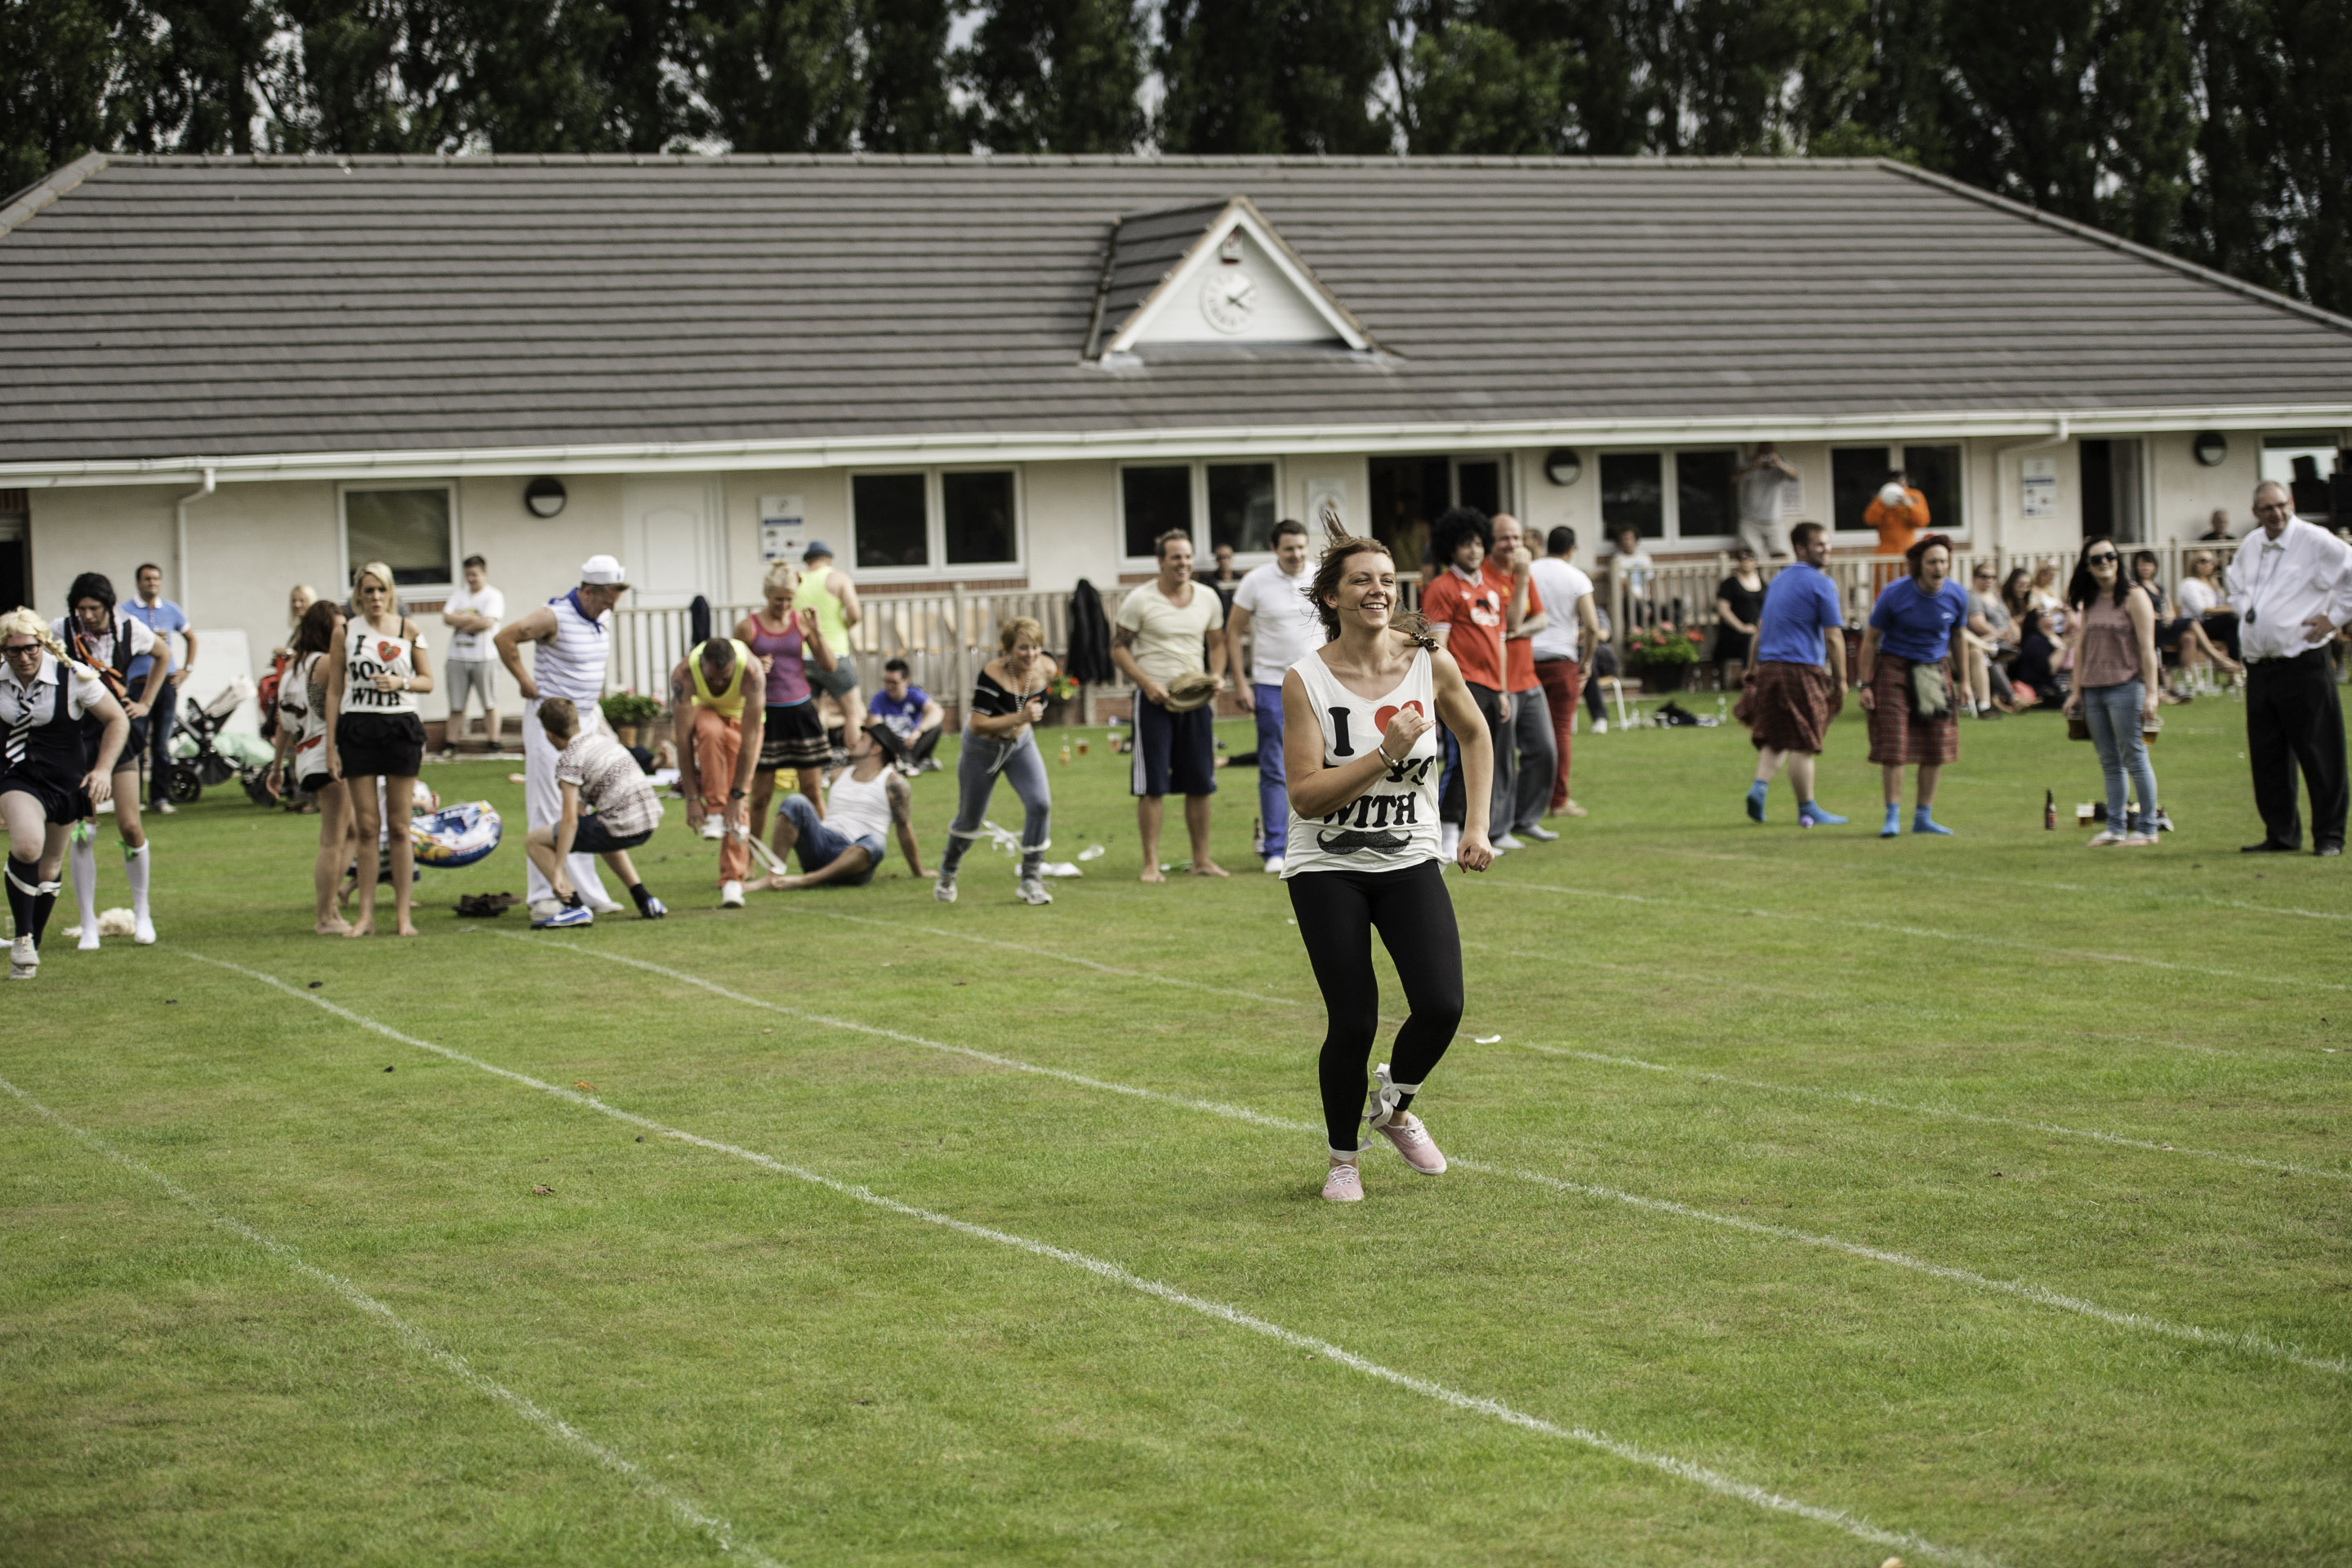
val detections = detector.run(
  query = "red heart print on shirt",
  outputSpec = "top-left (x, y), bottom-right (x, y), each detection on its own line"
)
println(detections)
top-left (1372, 698), bottom-right (1425, 733)
top-left (378, 641), bottom-right (400, 662)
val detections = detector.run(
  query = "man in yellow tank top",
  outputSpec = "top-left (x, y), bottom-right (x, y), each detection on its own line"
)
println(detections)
top-left (795, 541), bottom-right (863, 753)
top-left (670, 638), bottom-right (765, 906)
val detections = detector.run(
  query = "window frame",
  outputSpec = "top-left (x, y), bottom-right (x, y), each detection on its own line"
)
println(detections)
top-left (338, 480), bottom-right (459, 598)
top-left (1116, 457), bottom-right (1286, 570)
top-left (843, 465), bottom-right (1027, 583)
top-left (1826, 443), bottom-right (1969, 544)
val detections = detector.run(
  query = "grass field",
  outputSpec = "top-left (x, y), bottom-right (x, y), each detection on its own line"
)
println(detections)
top-left (4, 693), bottom-right (2349, 1566)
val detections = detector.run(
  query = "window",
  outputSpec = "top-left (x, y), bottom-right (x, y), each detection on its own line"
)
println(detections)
top-left (1831, 444), bottom-right (1963, 537)
top-left (1674, 449), bottom-right (1738, 538)
top-left (1600, 452), bottom-right (1664, 539)
top-left (1831, 448), bottom-right (1887, 536)
top-left (1901, 445), bottom-right (1962, 537)
top-left (1455, 460), bottom-right (1503, 518)
top-left (1206, 463), bottom-right (1276, 554)
top-left (2263, 433), bottom-right (2341, 521)
top-left (942, 470), bottom-right (1017, 565)
top-left (1122, 466), bottom-right (1192, 559)
top-left (848, 468), bottom-right (1021, 573)
top-left (343, 486), bottom-right (453, 588)
top-left (853, 473), bottom-right (929, 568)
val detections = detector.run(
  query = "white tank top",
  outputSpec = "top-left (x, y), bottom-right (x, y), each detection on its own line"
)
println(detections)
top-left (341, 617), bottom-right (421, 715)
top-left (533, 590), bottom-right (608, 702)
top-left (822, 768), bottom-right (893, 850)
top-left (283, 651), bottom-right (329, 773)
top-left (1281, 645), bottom-right (1443, 877)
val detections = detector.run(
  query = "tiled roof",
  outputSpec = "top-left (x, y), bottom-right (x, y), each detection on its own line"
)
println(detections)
top-left (5, 153), bottom-right (2352, 467)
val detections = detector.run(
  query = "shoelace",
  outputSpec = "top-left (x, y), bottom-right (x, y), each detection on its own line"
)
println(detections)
top-left (1385, 1116), bottom-right (1429, 1147)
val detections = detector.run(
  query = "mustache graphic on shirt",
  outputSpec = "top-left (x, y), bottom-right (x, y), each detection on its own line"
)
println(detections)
top-left (1316, 828), bottom-right (1414, 854)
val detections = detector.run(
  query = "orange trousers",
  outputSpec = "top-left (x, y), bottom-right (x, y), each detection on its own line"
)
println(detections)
top-left (692, 705), bottom-right (749, 884)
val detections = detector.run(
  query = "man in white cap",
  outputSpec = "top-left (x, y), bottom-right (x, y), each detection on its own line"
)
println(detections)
top-left (495, 556), bottom-right (630, 915)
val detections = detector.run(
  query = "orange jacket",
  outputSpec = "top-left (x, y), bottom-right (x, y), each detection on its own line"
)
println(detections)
top-left (1864, 488), bottom-right (1930, 555)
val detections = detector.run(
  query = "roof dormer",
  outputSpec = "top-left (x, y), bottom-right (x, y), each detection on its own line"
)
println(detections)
top-left (1085, 195), bottom-right (1377, 361)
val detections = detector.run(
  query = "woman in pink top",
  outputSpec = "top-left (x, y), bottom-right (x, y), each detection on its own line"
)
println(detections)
top-left (736, 562), bottom-right (837, 844)
top-left (2061, 537), bottom-right (2163, 846)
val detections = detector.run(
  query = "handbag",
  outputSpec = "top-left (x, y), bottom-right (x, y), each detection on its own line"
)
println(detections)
top-left (1907, 658), bottom-right (1951, 721)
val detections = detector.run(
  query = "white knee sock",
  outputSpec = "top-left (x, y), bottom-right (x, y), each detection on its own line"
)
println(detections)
top-left (123, 841), bottom-right (151, 920)
top-left (71, 831), bottom-right (99, 933)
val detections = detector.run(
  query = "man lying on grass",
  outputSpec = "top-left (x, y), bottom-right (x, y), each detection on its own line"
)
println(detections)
top-left (762, 720), bottom-right (924, 892)
top-left (523, 697), bottom-right (668, 928)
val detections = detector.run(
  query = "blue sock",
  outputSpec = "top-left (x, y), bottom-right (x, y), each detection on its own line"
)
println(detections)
top-left (1745, 781), bottom-right (1768, 822)
top-left (1799, 800), bottom-right (1846, 826)
top-left (1880, 803), bottom-right (1901, 837)
top-left (1913, 806), bottom-right (1953, 835)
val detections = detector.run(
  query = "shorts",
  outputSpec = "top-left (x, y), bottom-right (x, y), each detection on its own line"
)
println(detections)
top-left (444, 658), bottom-right (498, 712)
top-left (572, 813), bottom-right (653, 854)
top-left (0, 770), bottom-right (93, 826)
top-left (807, 662), bottom-right (860, 702)
top-left (335, 710), bottom-right (426, 777)
top-left (298, 772), bottom-right (333, 796)
top-left (1130, 694), bottom-right (1218, 797)
top-left (759, 699), bottom-right (831, 771)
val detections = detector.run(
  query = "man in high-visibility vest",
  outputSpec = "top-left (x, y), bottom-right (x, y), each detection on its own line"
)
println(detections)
top-left (671, 636), bottom-right (766, 907)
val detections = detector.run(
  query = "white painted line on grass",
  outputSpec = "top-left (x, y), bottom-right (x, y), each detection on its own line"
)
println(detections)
top-left (466, 942), bottom-right (2343, 1378)
top-left (0, 1072), bottom-right (779, 1568)
top-left (823, 910), bottom-right (1314, 1009)
top-left (1510, 1041), bottom-right (2350, 1183)
top-left (172, 953), bottom-right (1998, 1568)
top-left (1473, 875), bottom-right (2352, 993)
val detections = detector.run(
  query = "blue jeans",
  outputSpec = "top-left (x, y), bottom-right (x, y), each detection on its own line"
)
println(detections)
top-left (2082, 680), bottom-right (2158, 833)
top-left (1253, 683), bottom-right (1288, 858)
top-left (938, 727), bottom-right (1051, 879)
top-left (777, 794), bottom-right (881, 884)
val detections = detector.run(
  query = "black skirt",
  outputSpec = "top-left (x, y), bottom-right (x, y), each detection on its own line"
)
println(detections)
top-left (759, 699), bottom-right (831, 770)
top-left (0, 769), bottom-right (93, 826)
top-left (336, 711), bottom-right (425, 777)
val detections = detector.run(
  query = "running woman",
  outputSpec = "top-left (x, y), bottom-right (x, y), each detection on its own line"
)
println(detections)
top-left (1282, 522), bottom-right (1494, 1203)
top-left (933, 616), bottom-right (1058, 907)
top-left (736, 561), bottom-right (836, 850)
top-left (324, 560), bottom-right (432, 938)
top-left (270, 598), bottom-right (358, 933)
top-left (2, 610), bottom-right (130, 979)
top-left (54, 572), bottom-right (169, 947)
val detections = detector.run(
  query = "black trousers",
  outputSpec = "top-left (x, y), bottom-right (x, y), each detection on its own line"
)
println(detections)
top-left (1287, 860), bottom-right (1465, 1152)
top-left (2245, 648), bottom-right (2348, 850)
top-left (1438, 681), bottom-right (1507, 826)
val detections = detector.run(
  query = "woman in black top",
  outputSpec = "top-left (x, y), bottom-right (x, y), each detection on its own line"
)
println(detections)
top-left (1714, 546), bottom-right (1767, 689)
top-left (933, 617), bottom-right (1059, 907)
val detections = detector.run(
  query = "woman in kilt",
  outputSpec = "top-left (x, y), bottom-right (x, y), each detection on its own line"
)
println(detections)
top-left (1858, 533), bottom-right (1967, 837)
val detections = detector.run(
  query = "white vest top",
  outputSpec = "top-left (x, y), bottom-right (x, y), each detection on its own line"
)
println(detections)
top-left (341, 616), bottom-right (421, 715)
top-left (822, 768), bottom-right (893, 849)
top-left (1281, 646), bottom-right (1442, 878)
top-left (533, 590), bottom-right (609, 702)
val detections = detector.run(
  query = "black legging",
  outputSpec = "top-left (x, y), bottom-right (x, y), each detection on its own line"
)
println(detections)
top-left (1286, 858), bottom-right (1466, 1153)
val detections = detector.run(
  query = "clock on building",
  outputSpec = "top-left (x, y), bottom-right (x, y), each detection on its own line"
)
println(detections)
top-left (1200, 270), bottom-right (1257, 334)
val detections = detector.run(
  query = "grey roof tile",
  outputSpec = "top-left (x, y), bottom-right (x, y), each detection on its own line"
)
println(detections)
top-left (4, 154), bottom-right (2351, 466)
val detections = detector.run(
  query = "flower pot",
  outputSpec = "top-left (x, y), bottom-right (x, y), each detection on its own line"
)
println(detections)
top-left (1641, 663), bottom-right (1687, 693)
top-left (614, 724), bottom-right (639, 748)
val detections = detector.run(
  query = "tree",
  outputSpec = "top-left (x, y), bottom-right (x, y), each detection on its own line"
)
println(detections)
top-left (1, 0), bottom-right (149, 194)
top-left (688, 0), bottom-right (862, 151)
top-left (859, 0), bottom-right (960, 150)
top-left (1156, 0), bottom-right (1392, 154)
top-left (957, 0), bottom-right (1145, 153)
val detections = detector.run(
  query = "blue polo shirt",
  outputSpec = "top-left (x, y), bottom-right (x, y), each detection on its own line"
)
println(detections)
top-left (1752, 561), bottom-right (1845, 666)
top-left (1868, 576), bottom-right (1968, 663)
top-left (868, 684), bottom-right (932, 740)
top-left (123, 598), bottom-right (187, 682)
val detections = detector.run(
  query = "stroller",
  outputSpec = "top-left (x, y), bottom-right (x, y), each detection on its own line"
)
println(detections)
top-left (163, 675), bottom-right (269, 805)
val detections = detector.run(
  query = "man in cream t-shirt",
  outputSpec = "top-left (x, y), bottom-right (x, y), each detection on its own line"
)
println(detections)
top-left (1111, 530), bottom-right (1230, 882)
top-left (1226, 519), bottom-right (1321, 872)
top-left (439, 554), bottom-right (506, 755)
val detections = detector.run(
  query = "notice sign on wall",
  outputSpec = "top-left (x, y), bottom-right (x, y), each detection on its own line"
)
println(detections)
top-left (1304, 477), bottom-right (1348, 532)
top-left (760, 494), bottom-right (806, 562)
top-left (2020, 457), bottom-right (2058, 519)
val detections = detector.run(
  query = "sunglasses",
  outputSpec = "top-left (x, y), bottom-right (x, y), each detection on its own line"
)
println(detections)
top-left (2086, 552), bottom-right (2118, 565)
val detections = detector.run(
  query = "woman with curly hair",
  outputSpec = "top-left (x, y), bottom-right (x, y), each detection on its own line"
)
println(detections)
top-left (1858, 532), bottom-right (1967, 836)
top-left (1283, 520), bottom-right (1494, 1203)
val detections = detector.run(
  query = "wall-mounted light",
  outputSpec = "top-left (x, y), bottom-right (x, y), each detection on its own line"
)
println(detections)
top-left (1544, 448), bottom-right (1582, 486)
top-left (2192, 431), bottom-right (2228, 468)
top-left (525, 475), bottom-right (568, 518)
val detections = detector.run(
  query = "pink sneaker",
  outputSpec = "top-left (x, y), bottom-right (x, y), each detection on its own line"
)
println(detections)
top-left (1321, 1162), bottom-right (1363, 1202)
top-left (1374, 1112), bottom-right (1447, 1174)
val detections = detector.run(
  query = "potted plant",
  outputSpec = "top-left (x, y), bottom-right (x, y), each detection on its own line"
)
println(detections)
top-left (599, 690), bottom-right (665, 747)
top-left (1040, 668), bottom-right (1080, 725)
top-left (1624, 622), bottom-right (1705, 693)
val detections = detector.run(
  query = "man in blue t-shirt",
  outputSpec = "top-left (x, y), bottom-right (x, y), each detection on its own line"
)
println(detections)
top-left (1740, 522), bottom-right (1851, 827)
top-left (124, 563), bottom-right (197, 813)
top-left (866, 657), bottom-right (945, 772)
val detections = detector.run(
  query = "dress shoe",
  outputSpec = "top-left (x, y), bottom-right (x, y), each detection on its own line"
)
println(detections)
top-left (2240, 841), bottom-right (2298, 853)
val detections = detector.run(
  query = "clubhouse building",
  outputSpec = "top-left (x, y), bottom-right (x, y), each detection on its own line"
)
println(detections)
top-left (4, 152), bottom-right (2350, 716)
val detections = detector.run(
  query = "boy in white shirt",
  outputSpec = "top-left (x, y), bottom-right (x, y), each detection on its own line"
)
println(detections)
top-left (439, 555), bottom-right (506, 755)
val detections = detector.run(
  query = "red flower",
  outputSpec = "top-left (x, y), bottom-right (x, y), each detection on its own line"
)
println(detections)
top-left (1686, 630), bottom-right (1704, 644)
